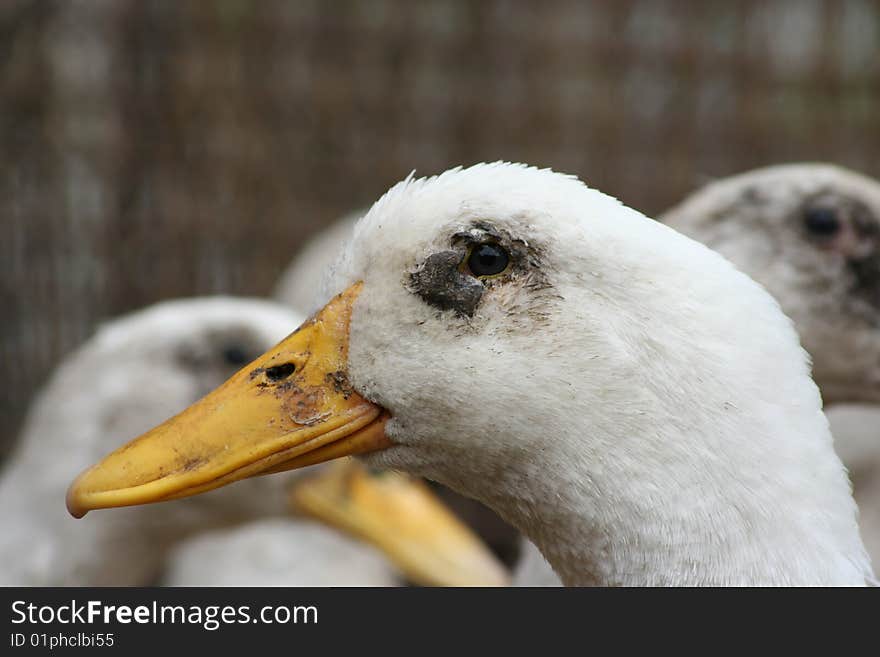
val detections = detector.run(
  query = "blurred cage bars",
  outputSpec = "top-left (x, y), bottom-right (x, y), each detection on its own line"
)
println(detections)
top-left (1, 0), bottom-right (879, 454)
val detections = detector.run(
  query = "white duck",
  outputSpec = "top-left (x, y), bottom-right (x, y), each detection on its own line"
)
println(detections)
top-left (662, 163), bottom-right (880, 569)
top-left (272, 163), bottom-right (880, 585)
top-left (68, 163), bottom-right (874, 586)
top-left (4, 297), bottom-right (504, 586)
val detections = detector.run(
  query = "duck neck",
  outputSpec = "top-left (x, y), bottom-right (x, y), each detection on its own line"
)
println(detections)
top-left (475, 414), bottom-right (868, 586)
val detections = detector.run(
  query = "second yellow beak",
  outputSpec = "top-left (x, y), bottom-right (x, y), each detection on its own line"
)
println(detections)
top-left (290, 461), bottom-right (509, 587)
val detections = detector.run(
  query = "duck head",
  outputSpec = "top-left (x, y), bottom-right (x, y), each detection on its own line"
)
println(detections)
top-left (68, 163), bottom-right (867, 585)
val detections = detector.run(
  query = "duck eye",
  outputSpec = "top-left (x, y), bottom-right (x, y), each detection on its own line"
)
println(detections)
top-left (466, 243), bottom-right (510, 278)
top-left (803, 206), bottom-right (841, 237)
top-left (222, 345), bottom-right (251, 367)
top-left (265, 363), bottom-right (296, 381)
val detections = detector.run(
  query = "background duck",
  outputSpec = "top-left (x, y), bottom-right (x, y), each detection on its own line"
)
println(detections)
top-left (69, 163), bottom-right (874, 586)
top-left (0, 297), bottom-right (297, 585)
top-left (4, 296), bottom-right (505, 586)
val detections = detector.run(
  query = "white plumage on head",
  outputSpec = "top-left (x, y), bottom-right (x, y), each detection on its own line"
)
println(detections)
top-left (317, 161), bottom-right (871, 585)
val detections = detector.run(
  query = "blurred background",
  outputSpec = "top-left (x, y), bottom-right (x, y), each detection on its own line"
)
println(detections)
top-left (2, 0), bottom-right (879, 455)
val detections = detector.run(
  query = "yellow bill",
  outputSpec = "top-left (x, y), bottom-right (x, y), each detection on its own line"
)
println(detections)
top-left (289, 460), bottom-right (510, 587)
top-left (66, 283), bottom-right (391, 518)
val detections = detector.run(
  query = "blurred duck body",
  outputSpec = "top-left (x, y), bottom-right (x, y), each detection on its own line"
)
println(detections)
top-left (165, 461), bottom-right (508, 587)
top-left (163, 519), bottom-right (399, 586)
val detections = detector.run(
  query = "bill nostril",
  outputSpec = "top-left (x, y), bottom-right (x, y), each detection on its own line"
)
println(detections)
top-left (265, 363), bottom-right (296, 381)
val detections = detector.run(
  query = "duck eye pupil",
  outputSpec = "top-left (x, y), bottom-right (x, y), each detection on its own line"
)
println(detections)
top-left (804, 207), bottom-right (841, 236)
top-left (468, 243), bottom-right (509, 277)
top-left (265, 363), bottom-right (296, 381)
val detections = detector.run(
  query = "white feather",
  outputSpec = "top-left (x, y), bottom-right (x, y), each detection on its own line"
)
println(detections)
top-left (318, 162), bottom-right (873, 586)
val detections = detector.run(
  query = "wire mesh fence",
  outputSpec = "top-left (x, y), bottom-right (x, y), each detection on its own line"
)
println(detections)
top-left (2, 0), bottom-right (879, 452)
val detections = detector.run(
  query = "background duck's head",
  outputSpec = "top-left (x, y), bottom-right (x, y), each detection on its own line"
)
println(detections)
top-left (90, 298), bottom-right (300, 442)
top-left (662, 163), bottom-right (880, 405)
top-left (19, 296), bottom-right (300, 511)
top-left (2, 298), bottom-right (302, 585)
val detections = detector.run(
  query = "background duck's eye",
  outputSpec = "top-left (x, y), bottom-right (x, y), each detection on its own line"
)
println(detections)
top-left (467, 243), bottom-right (510, 277)
top-left (221, 344), bottom-right (251, 367)
top-left (265, 363), bottom-right (296, 381)
top-left (804, 206), bottom-right (841, 237)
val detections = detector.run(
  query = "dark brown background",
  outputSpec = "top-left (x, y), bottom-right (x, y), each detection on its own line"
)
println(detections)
top-left (2, 0), bottom-right (879, 454)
